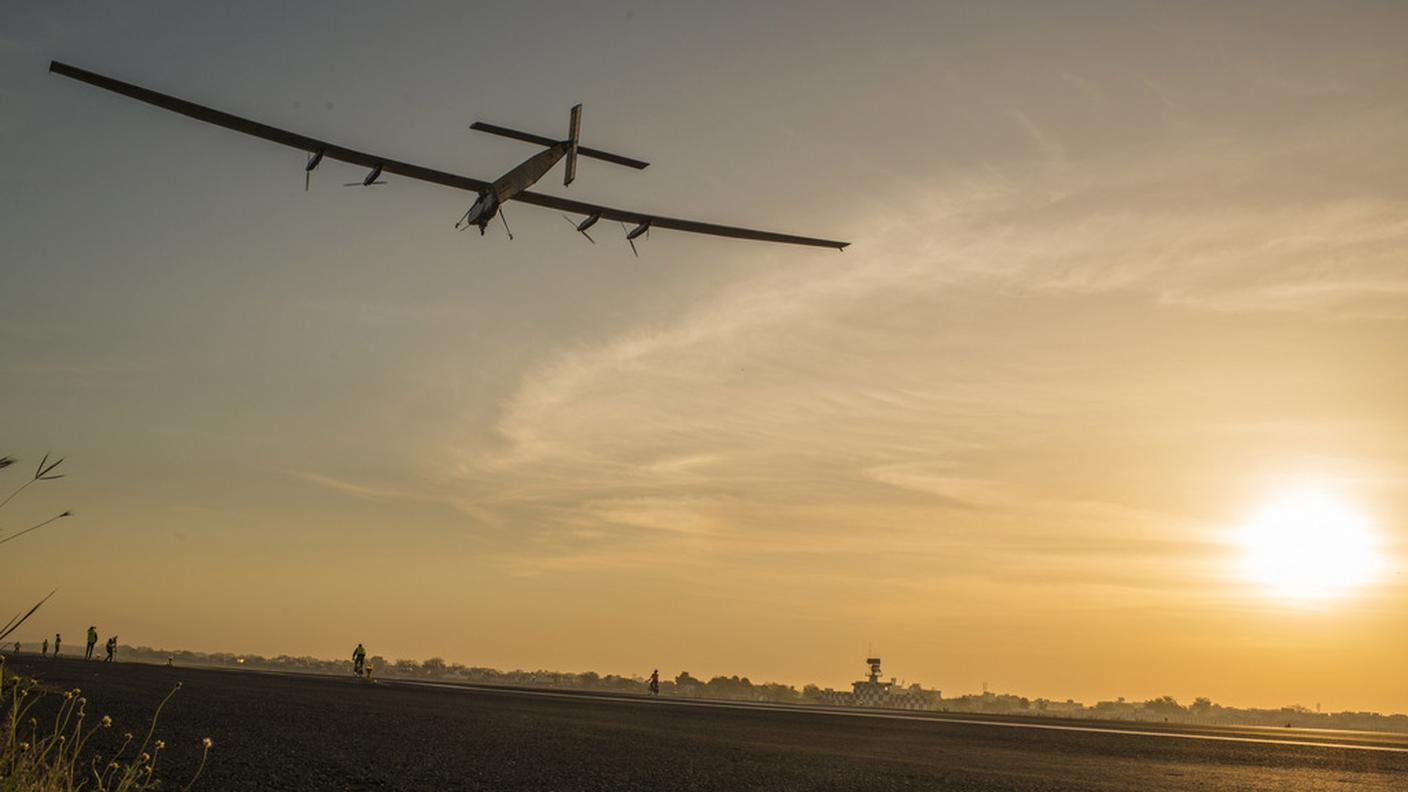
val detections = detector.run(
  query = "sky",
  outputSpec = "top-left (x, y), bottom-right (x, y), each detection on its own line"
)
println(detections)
top-left (2, 1), bottom-right (1406, 713)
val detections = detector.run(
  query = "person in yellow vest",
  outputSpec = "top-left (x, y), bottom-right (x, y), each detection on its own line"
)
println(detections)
top-left (352, 643), bottom-right (366, 676)
top-left (86, 626), bottom-right (98, 660)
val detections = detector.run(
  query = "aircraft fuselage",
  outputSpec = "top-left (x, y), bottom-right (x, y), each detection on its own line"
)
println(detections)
top-left (462, 141), bottom-right (570, 233)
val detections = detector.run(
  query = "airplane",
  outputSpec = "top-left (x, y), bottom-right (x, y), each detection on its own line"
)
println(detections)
top-left (48, 61), bottom-right (849, 252)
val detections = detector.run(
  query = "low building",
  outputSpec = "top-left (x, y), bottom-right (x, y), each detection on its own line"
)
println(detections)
top-left (815, 658), bottom-right (940, 711)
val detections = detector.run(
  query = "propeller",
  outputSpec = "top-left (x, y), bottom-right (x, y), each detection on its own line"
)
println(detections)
top-left (621, 221), bottom-right (650, 257)
top-left (304, 149), bottom-right (325, 192)
top-left (562, 214), bottom-right (595, 243)
top-left (620, 223), bottom-right (637, 257)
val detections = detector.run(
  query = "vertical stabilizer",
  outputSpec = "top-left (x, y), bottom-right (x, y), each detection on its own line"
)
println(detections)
top-left (564, 104), bottom-right (582, 186)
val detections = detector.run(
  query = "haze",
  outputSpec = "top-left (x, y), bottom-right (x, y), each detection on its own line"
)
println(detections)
top-left (2, 1), bottom-right (1405, 713)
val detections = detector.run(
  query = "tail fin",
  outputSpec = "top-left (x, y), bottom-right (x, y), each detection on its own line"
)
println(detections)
top-left (564, 104), bottom-right (582, 187)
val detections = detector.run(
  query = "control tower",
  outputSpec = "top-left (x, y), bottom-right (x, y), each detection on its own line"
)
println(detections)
top-left (814, 657), bottom-right (938, 710)
top-left (864, 657), bottom-right (885, 686)
top-left (852, 657), bottom-right (894, 705)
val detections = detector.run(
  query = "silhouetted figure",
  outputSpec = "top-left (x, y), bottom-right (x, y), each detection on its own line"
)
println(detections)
top-left (86, 626), bottom-right (98, 660)
top-left (53, 633), bottom-right (61, 658)
top-left (41, 638), bottom-right (49, 657)
top-left (352, 643), bottom-right (366, 676)
top-left (648, 669), bottom-right (660, 696)
top-left (12, 641), bottom-right (19, 655)
top-left (104, 636), bottom-right (117, 662)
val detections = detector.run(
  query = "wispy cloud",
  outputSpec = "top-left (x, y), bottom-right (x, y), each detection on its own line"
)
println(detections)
top-left (1008, 108), bottom-right (1065, 160)
top-left (288, 470), bottom-right (438, 505)
top-left (399, 96), bottom-right (1408, 603)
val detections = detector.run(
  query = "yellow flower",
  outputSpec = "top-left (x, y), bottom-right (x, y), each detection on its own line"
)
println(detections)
top-left (101, 715), bottom-right (112, 728)
top-left (154, 740), bottom-right (165, 750)
top-left (202, 737), bottom-right (213, 749)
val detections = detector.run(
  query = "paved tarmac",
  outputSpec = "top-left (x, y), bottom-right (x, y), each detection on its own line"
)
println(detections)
top-left (8, 657), bottom-right (1407, 791)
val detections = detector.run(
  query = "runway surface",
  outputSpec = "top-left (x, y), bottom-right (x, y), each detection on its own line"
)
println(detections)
top-left (9, 657), bottom-right (1407, 791)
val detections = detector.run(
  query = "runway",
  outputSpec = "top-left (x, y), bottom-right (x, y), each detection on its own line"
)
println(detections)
top-left (11, 657), bottom-right (1407, 791)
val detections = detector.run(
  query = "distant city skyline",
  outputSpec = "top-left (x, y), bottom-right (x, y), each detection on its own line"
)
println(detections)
top-left (2, 1), bottom-right (1405, 713)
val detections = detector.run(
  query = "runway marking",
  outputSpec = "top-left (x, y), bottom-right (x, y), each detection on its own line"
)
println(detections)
top-left (390, 679), bottom-right (1408, 754)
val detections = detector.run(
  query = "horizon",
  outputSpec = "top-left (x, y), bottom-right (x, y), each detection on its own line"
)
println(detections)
top-left (20, 639), bottom-right (1405, 720)
top-left (3, 0), bottom-right (1406, 718)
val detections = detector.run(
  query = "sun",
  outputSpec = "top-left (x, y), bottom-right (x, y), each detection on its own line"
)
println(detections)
top-left (1237, 488), bottom-right (1380, 600)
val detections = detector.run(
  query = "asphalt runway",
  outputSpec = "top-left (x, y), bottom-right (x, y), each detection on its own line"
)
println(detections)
top-left (9, 657), bottom-right (1407, 791)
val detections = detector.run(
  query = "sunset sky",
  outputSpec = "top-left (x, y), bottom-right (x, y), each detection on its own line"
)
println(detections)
top-left (2, 1), bottom-right (1406, 713)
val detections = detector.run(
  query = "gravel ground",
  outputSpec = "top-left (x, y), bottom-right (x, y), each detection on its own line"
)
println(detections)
top-left (8, 656), bottom-right (1407, 791)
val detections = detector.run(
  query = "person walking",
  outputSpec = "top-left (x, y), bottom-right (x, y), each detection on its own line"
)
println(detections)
top-left (41, 638), bottom-right (48, 657)
top-left (12, 641), bottom-right (19, 655)
top-left (352, 643), bottom-right (366, 676)
top-left (53, 633), bottom-right (61, 658)
top-left (86, 626), bottom-right (98, 660)
top-left (648, 669), bottom-right (660, 697)
top-left (104, 636), bottom-right (117, 662)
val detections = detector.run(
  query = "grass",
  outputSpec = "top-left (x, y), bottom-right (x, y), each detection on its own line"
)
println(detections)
top-left (0, 452), bottom-right (70, 644)
top-left (0, 657), bottom-right (211, 791)
top-left (1, 454), bottom-right (211, 789)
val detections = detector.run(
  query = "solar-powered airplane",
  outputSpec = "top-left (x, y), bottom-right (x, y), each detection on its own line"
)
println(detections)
top-left (48, 62), bottom-right (848, 252)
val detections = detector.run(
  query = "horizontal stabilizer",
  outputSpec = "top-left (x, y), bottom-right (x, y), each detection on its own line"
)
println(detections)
top-left (471, 121), bottom-right (649, 170)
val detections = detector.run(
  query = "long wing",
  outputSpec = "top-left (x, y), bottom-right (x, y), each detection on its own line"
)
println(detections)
top-left (50, 61), bottom-right (492, 194)
top-left (511, 191), bottom-right (847, 249)
top-left (49, 61), bottom-right (849, 250)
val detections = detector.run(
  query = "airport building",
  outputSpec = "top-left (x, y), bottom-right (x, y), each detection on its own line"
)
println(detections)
top-left (815, 658), bottom-right (941, 711)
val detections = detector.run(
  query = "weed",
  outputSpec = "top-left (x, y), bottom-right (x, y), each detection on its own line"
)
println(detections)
top-left (0, 657), bottom-right (211, 791)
